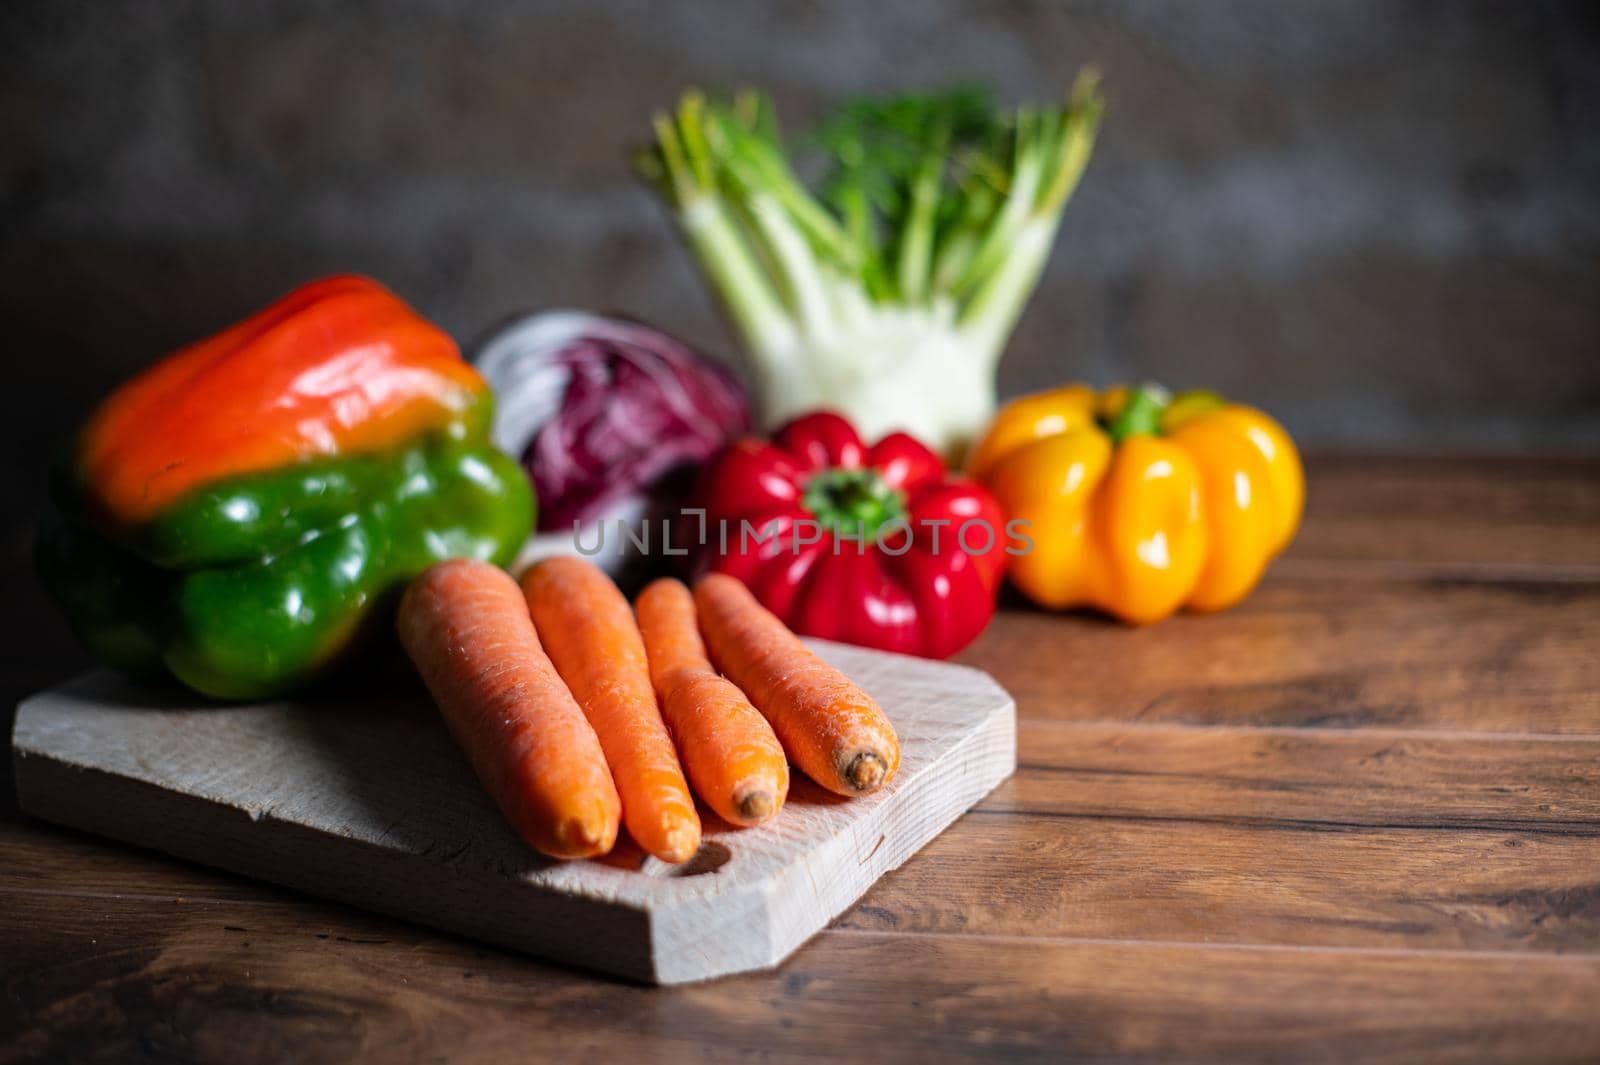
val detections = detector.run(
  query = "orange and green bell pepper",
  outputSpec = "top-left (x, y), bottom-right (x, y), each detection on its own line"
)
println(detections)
top-left (39, 276), bottom-right (534, 698)
top-left (967, 384), bottom-right (1303, 623)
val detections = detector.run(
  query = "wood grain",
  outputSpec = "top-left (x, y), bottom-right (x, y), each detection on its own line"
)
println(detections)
top-left (840, 814), bottom-right (1600, 952)
top-left (1289, 454), bottom-right (1600, 573)
top-left (1004, 721), bottom-right (1600, 830)
top-left (834, 719), bottom-right (1600, 952)
top-left (3, 892), bottom-right (1596, 1065)
top-left (1, 817), bottom-right (271, 903)
top-left (5, 455), bottom-right (1600, 1060)
top-left (962, 579), bottom-right (1600, 733)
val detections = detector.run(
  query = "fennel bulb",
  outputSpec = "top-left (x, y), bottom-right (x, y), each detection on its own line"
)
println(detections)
top-left (639, 76), bottom-right (1103, 457)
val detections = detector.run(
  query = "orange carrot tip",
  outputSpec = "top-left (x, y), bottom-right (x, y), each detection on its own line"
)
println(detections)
top-left (397, 558), bottom-right (620, 860)
top-left (693, 573), bottom-right (900, 798)
top-left (636, 578), bottom-right (789, 828)
top-left (522, 558), bottom-right (702, 863)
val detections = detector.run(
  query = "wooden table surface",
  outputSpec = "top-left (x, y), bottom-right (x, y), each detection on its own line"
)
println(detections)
top-left (3, 455), bottom-right (1598, 1063)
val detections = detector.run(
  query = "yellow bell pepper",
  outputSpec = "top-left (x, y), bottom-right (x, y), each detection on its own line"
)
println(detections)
top-left (967, 384), bottom-right (1303, 624)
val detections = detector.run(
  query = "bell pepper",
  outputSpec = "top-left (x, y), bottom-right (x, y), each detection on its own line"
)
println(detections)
top-left (967, 384), bottom-right (1303, 624)
top-left (39, 275), bottom-right (534, 698)
top-left (692, 411), bottom-right (1006, 658)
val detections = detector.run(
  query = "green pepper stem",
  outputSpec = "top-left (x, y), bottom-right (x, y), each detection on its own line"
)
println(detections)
top-left (802, 467), bottom-right (907, 541)
top-left (1107, 385), bottom-right (1171, 443)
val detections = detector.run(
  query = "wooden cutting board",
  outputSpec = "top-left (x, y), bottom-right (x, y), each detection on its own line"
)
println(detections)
top-left (12, 640), bottom-right (1014, 985)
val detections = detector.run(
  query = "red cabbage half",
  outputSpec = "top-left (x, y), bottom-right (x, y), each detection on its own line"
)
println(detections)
top-left (473, 311), bottom-right (749, 532)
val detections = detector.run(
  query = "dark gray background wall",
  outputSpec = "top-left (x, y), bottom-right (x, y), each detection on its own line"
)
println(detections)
top-left (1, 0), bottom-right (1595, 703)
top-left (5, 1), bottom-right (1598, 457)
top-left (2, 0), bottom-right (1598, 506)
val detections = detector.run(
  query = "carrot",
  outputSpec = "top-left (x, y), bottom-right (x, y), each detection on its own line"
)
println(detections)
top-left (396, 558), bottom-right (620, 860)
top-left (635, 578), bottom-right (789, 827)
top-left (522, 557), bottom-right (701, 863)
top-left (693, 573), bottom-right (900, 796)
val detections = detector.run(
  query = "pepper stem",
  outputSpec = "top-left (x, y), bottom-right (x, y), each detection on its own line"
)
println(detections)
top-left (801, 467), bottom-right (907, 541)
top-left (1106, 384), bottom-right (1171, 443)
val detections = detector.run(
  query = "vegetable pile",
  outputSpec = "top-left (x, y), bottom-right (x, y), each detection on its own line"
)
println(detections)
top-left (30, 65), bottom-right (1308, 880)
top-left (638, 75), bottom-right (1103, 455)
top-left (38, 276), bottom-right (534, 698)
top-left (398, 556), bottom-right (899, 862)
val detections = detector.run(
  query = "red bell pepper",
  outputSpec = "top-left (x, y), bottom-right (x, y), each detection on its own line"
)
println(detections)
top-left (692, 411), bottom-right (1006, 659)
